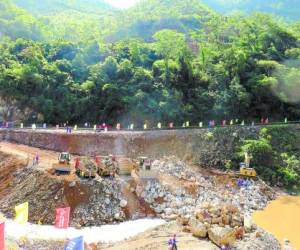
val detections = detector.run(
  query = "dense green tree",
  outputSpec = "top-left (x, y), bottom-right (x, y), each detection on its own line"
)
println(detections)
top-left (0, 0), bottom-right (299, 126)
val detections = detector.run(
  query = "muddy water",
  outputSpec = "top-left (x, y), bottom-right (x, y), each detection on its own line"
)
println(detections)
top-left (253, 196), bottom-right (300, 249)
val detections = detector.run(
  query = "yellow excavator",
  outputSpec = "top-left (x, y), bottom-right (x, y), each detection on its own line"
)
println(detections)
top-left (239, 152), bottom-right (257, 177)
top-left (53, 152), bottom-right (71, 174)
top-left (239, 166), bottom-right (257, 177)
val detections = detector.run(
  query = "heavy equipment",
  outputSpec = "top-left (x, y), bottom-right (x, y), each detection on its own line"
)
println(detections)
top-left (138, 157), bottom-right (152, 170)
top-left (116, 156), bottom-right (136, 175)
top-left (53, 152), bottom-right (71, 174)
top-left (75, 157), bottom-right (98, 178)
top-left (75, 155), bottom-right (120, 178)
top-left (137, 156), bottom-right (156, 178)
top-left (97, 155), bottom-right (120, 177)
top-left (239, 166), bottom-right (257, 177)
top-left (238, 162), bottom-right (257, 177)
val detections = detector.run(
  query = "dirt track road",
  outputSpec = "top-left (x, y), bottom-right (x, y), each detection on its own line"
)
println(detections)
top-left (0, 142), bottom-right (59, 170)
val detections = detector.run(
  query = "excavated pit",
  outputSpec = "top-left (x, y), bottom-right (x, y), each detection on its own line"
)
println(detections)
top-left (0, 151), bottom-right (159, 227)
top-left (0, 143), bottom-right (282, 250)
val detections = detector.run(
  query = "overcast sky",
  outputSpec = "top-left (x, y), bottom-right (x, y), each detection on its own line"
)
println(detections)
top-left (105, 0), bottom-right (138, 9)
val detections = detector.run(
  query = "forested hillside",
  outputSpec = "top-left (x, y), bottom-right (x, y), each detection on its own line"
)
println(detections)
top-left (0, 0), bottom-right (44, 40)
top-left (203, 0), bottom-right (300, 21)
top-left (0, 0), bottom-right (299, 125)
top-left (12, 0), bottom-right (113, 15)
top-left (110, 0), bottom-right (214, 41)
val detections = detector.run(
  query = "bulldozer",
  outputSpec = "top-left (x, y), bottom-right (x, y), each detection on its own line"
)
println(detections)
top-left (53, 152), bottom-right (71, 174)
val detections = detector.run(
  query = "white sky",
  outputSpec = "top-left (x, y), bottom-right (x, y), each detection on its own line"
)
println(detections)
top-left (105, 0), bottom-right (138, 9)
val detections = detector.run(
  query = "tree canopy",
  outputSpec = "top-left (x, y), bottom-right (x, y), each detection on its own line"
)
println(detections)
top-left (0, 0), bottom-right (299, 125)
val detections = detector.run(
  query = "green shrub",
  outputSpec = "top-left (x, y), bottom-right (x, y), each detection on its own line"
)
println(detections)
top-left (238, 126), bottom-right (300, 188)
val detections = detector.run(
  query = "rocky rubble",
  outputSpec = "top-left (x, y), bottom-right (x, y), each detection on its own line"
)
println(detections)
top-left (6, 237), bottom-right (66, 250)
top-left (131, 157), bottom-right (279, 248)
top-left (179, 204), bottom-right (247, 247)
top-left (0, 166), bottom-right (64, 224)
top-left (72, 177), bottom-right (126, 226)
top-left (0, 163), bottom-right (128, 226)
top-left (176, 203), bottom-right (281, 249)
top-left (233, 228), bottom-right (281, 250)
top-left (141, 157), bottom-right (275, 220)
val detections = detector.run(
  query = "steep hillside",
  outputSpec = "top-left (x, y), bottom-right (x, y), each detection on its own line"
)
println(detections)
top-left (109, 0), bottom-right (215, 41)
top-left (12, 0), bottom-right (114, 15)
top-left (0, 0), bottom-right (44, 40)
top-left (7, 0), bottom-right (118, 42)
top-left (0, 0), bottom-right (299, 126)
top-left (202, 0), bottom-right (300, 21)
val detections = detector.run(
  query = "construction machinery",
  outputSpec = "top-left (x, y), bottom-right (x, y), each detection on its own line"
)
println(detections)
top-left (137, 156), bottom-right (156, 179)
top-left (138, 157), bottom-right (152, 171)
top-left (74, 155), bottom-right (120, 178)
top-left (75, 157), bottom-right (98, 178)
top-left (53, 152), bottom-right (71, 174)
top-left (239, 166), bottom-right (257, 177)
top-left (97, 155), bottom-right (120, 177)
top-left (116, 156), bottom-right (137, 175)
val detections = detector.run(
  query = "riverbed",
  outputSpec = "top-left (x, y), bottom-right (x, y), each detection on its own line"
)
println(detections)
top-left (253, 195), bottom-right (300, 249)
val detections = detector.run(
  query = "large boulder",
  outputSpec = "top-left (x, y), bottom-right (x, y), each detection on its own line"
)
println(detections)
top-left (243, 214), bottom-right (253, 232)
top-left (189, 218), bottom-right (208, 238)
top-left (208, 226), bottom-right (236, 246)
top-left (120, 199), bottom-right (128, 208)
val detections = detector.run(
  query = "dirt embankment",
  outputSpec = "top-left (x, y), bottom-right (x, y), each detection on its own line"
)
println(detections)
top-left (0, 144), bottom-right (156, 226)
top-left (0, 127), bottom-right (262, 168)
top-left (2, 125), bottom-right (300, 168)
top-left (0, 152), bottom-right (27, 197)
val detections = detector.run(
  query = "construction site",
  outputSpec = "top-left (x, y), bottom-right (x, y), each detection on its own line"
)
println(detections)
top-left (0, 127), bottom-right (298, 249)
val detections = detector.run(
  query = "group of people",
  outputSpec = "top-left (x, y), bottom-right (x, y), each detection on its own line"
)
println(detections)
top-left (237, 178), bottom-right (252, 188)
top-left (66, 127), bottom-right (72, 133)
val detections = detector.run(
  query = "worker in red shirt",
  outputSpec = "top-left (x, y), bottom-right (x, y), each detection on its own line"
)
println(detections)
top-left (75, 157), bottom-right (80, 170)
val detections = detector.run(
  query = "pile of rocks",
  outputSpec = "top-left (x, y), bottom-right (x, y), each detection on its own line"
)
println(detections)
top-left (152, 157), bottom-right (209, 184)
top-left (150, 157), bottom-right (274, 215)
top-left (140, 180), bottom-right (196, 219)
top-left (0, 168), bottom-right (65, 224)
top-left (0, 164), bottom-right (128, 226)
top-left (233, 228), bottom-right (281, 250)
top-left (72, 177), bottom-right (127, 226)
top-left (179, 204), bottom-right (254, 247)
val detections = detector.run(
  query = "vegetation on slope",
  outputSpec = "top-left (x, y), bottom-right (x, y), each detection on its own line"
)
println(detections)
top-left (12, 0), bottom-right (113, 15)
top-left (238, 126), bottom-right (300, 189)
top-left (202, 0), bottom-right (300, 21)
top-left (0, 0), bottom-right (299, 126)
